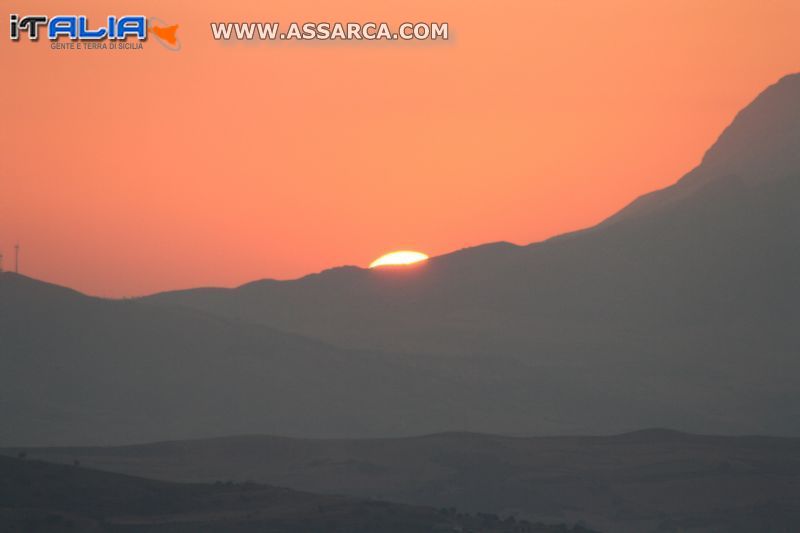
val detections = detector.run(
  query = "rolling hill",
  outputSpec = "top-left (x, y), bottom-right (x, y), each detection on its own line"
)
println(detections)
top-left (9, 430), bottom-right (800, 533)
top-left (0, 455), bottom-right (590, 532)
top-left (1, 272), bottom-right (556, 445)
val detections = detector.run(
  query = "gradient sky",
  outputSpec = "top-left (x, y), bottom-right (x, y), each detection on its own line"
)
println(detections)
top-left (2, 0), bottom-right (799, 296)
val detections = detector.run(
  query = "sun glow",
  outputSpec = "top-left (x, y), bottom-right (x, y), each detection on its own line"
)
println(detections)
top-left (369, 250), bottom-right (429, 268)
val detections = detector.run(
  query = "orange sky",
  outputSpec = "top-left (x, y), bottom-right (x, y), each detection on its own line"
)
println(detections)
top-left (1, 0), bottom-right (799, 296)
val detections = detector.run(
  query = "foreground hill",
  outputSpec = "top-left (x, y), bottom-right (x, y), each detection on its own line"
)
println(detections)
top-left (144, 73), bottom-right (800, 436)
top-left (11, 430), bottom-right (800, 533)
top-left (0, 455), bottom-right (589, 532)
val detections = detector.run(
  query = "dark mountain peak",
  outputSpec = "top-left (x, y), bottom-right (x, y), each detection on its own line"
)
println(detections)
top-left (597, 72), bottom-right (800, 228)
top-left (700, 72), bottom-right (800, 181)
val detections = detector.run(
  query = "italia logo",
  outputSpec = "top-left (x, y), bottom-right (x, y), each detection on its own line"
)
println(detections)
top-left (9, 14), bottom-right (180, 50)
top-left (10, 14), bottom-right (147, 40)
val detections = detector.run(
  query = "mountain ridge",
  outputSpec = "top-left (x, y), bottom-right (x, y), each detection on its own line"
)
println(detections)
top-left (141, 74), bottom-right (800, 297)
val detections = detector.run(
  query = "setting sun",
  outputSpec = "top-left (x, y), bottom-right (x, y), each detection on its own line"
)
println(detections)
top-left (369, 251), bottom-right (429, 268)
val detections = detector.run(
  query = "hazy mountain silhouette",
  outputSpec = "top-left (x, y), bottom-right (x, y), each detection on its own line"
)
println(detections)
top-left (11, 430), bottom-right (800, 533)
top-left (143, 73), bottom-right (800, 435)
top-left (5, 270), bottom-right (776, 445)
top-left (2, 272), bottom-right (566, 445)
